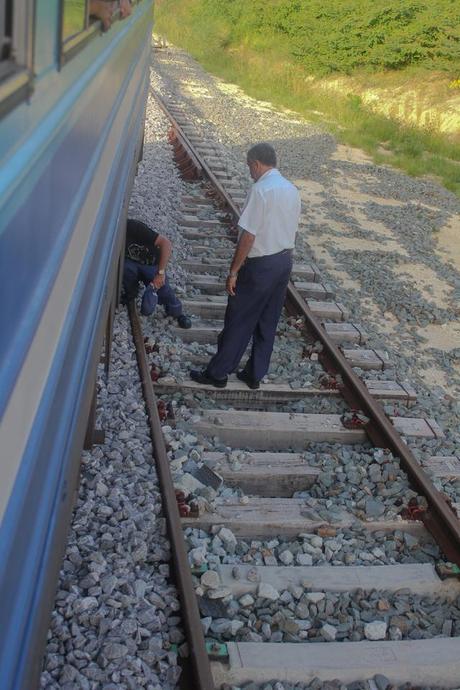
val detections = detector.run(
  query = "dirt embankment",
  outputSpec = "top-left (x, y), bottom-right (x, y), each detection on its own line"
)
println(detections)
top-left (316, 72), bottom-right (460, 135)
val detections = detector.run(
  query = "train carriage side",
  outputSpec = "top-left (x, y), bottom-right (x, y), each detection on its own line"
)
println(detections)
top-left (0, 1), bottom-right (154, 687)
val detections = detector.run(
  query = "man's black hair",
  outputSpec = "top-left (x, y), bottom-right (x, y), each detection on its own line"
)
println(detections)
top-left (127, 218), bottom-right (151, 232)
top-left (247, 142), bottom-right (277, 167)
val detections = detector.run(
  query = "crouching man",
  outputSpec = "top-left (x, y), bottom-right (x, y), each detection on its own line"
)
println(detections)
top-left (123, 218), bottom-right (191, 328)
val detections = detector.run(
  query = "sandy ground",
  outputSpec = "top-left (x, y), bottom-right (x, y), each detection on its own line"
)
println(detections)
top-left (295, 146), bottom-right (460, 394)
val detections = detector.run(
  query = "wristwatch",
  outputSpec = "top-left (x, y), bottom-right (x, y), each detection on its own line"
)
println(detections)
top-left (228, 271), bottom-right (238, 278)
top-left (158, 269), bottom-right (165, 276)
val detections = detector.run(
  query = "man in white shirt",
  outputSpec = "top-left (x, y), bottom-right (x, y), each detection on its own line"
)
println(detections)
top-left (191, 143), bottom-right (301, 389)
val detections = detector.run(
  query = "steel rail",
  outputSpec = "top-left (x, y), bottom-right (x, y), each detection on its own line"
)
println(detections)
top-left (154, 91), bottom-right (204, 180)
top-left (286, 286), bottom-right (460, 565)
top-left (154, 87), bottom-right (460, 565)
top-left (128, 302), bottom-right (215, 690)
top-left (154, 90), bottom-right (239, 212)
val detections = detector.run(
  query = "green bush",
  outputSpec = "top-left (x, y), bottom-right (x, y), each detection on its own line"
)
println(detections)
top-left (155, 0), bottom-right (460, 195)
top-left (180, 0), bottom-right (460, 75)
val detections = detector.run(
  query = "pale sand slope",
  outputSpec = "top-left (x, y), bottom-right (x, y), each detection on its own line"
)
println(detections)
top-left (295, 146), bottom-right (460, 396)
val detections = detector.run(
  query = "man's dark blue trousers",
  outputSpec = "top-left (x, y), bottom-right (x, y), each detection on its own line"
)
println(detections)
top-left (123, 258), bottom-right (183, 317)
top-left (207, 248), bottom-right (293, 382)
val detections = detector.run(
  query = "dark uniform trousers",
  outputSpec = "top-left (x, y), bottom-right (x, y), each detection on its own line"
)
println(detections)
top-left (123, 258), bottom-right (183, 317)
top-left (207, 249), bottom-right (293, 382)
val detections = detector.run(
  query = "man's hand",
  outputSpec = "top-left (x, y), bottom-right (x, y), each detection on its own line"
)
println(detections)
top-left (89, 1), bottom-right (115, 31)
top-left (227, 230), bottom-right (254, 293)
top-left (120, 0), bottom-right (132, 18)
top-left (226, 274), bottom-right (237, 297)
top-left (151, 274), bottom-right (165, 290)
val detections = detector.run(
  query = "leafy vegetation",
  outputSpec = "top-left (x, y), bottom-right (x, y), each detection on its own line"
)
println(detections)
top-left (162, 0), bottom-right (460, 75)
top-left (155, 0), bottom-right (460, 195)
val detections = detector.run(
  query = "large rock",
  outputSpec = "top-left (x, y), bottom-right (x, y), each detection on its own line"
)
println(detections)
top-left (305, 592), bottom-right (325, 604)
top-left (239, 594), bottom-right (255, 607)
top-left (258, 583), bottom-right (280, 601)
top-left (218, 527), bottom-right (238, 554)
top-left (189, 546), bottom-right (207, 566)
top-left (321, 623), bottom-right (337, 641)
top-left (201, 569), bottom-right (220, 590)
top-left (364, 620), bottom-right (387, 640)
top-left (279, 550), bottom-right (294, 565)
top-left (210, 618), bottom-right (233, 635)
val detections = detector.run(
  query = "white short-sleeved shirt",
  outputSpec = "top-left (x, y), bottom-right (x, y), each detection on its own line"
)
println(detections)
top-left (238, 168), bottom-right (301, 258)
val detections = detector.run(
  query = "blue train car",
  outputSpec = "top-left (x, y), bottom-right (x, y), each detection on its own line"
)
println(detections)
top-left (0, 1), bottom-right (154, 686)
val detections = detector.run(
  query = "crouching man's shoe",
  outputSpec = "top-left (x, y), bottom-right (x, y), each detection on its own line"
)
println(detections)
top-left (177, 314), bottom-right (192, 329)
top-left (190, 369), bottom-right (227, 388)
top-left (236, 369), bottom-right (260, 390)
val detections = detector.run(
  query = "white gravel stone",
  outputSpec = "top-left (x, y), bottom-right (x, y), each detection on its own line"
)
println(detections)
top-left (189, 546), bottom-right (207, 566)
top-left (72, 596), bottom-right (98, 613)
top-left (296, 553), bottom-right (313, 566)
top-left (210, 618), bottom-right (232, 635)
top-left (218, 527), bottom-right (238, 554)
top-left (230, 620), bottom-right (245, 635)
top-left (321, 623), bottom-right (337, 641)
top-left (201, 569), bottom-right (221, 590)
top-left (239, 594), bottom-right (255, 607)
top-left (279, 550), bottom-right (294, 565)
top-left (258, 582), bottom-right (280, 601)
top-left (364, 620), bottom-right (388, 640)
top-left (305, 592), bottom-right (326, 604)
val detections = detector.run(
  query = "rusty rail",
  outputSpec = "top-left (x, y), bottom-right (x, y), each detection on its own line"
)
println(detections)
top-left (286, 286), bottom-right (460, 565)
top-left (128, 302), bottom-right (215, 690)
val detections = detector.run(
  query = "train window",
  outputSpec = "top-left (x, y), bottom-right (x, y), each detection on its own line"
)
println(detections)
top-left (0, 0), bottom-right (34, 115)
top-left (61, 1), bottom-right (135, 63)
top-left (61, 0), bottom-right (95, 61)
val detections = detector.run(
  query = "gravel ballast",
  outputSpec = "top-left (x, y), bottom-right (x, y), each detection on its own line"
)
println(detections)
top-left (41, 84), bottom-right (185, 690)
top-left (41, 41), bottom-right (460, 690)
top-left (152, 44), bottom-right (460, 502)
top-left (152, 45), bottom-right (460, 403)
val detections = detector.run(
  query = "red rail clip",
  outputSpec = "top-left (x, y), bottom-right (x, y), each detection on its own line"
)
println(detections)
top-left (340, 410), bottom-right (369, 429)
top-left (157, 400), bottom-right (168, 422)
top-left (145, 340), bottom-right (158, 355)
top-left (319, 374), bottom-right (343, 390)
top-left (150, 365), bottom-right (160, 382)
top-left (401, 497), bottom-right (427, 521)
top-left (175, 489), bottom-right (192, 517)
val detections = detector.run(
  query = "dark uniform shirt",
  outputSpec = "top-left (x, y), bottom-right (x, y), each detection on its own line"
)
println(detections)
top-left (125, 219), bottom-right (160, 265)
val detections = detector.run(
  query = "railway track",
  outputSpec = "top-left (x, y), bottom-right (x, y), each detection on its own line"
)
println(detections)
top-left (128, 90), bottom-right (460, 689)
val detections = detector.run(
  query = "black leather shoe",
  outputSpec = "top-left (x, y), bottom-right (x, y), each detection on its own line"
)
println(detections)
top-left (236, 369), bottom-right (260, 390)
top-left (190, 369), bottom-right (227, 388)
top-left (177, 314), bottom-right (192, 329)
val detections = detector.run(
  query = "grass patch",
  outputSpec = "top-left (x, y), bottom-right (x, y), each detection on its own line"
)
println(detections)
top-left (155, 0), bottom-right (460, 197)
